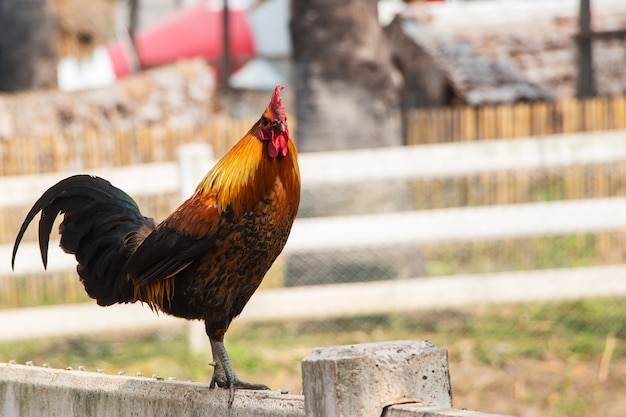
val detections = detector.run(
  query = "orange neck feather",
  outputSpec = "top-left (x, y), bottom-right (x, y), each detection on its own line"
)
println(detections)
top-left (194, 122), bottom-right (300, 217)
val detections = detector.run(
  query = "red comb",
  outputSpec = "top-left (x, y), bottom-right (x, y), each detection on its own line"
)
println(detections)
top-left (270, 85), bottom-right (285, 118)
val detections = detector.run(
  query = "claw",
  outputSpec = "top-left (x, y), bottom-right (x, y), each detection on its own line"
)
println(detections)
top-left (226, 379), bottom-right (271, 405)
top-left (210, 371), bottom-right (228, 389)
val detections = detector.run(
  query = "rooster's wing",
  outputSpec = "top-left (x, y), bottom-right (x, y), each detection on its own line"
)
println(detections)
top-left (127, 192), bottom-right (222, 286)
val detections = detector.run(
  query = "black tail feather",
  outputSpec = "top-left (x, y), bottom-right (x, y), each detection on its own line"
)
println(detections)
top-left (38, 196), bottom-right (93, 267)
top-left (12, 175), bottom-right (155, 305)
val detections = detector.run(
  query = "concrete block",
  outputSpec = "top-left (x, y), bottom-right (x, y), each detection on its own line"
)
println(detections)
top-left (384, 404), bottom-right (514, 417)
top-left (301, 340), bottom-right (451, 417)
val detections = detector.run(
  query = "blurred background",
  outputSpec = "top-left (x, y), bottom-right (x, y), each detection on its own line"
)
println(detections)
top-left (1, 0), bottom-right (626, 416)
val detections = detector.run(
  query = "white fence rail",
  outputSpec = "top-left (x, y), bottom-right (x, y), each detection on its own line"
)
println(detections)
top-left (298, 130), bottom-right (626, 185)
top-left (287, 197), bottom-right (626, 252)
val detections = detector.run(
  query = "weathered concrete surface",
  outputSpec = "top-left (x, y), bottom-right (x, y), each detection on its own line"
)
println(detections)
top-left (0, 363), bottom-right (304, 417)
top-left (301, 340), bottom-right (451, 417)
top-left (385, 404), bottom-right (514, 417)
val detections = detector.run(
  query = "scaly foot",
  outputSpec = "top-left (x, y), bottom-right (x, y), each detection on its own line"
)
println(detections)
top-left (226, 378), bottom-right (271, 405)
top-left (208, 357), bottom-right (270, 404)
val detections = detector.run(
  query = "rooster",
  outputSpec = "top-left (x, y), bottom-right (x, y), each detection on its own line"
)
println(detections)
top-left (12, 85), bottom-right (300, 402)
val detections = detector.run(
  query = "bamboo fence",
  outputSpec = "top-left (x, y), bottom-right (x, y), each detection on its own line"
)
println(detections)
top-left (409, 163), bottom-right (626, 210)
top-left (405, 95), bottom-right (626, 144)
top-left (0, 117), bottom-right (256, 176)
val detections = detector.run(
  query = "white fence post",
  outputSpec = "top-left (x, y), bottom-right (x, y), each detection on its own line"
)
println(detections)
top-left (176, 143), bottom-right (217, 354)
top-left (176, 143), bottom-right (215, 201)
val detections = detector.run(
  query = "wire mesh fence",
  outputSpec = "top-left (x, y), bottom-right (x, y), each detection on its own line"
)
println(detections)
top-left (287, 156), bottom-right (626, 282)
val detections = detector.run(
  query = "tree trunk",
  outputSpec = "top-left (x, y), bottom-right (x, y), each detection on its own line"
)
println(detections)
top-left (288, 1), bottom-right (419, 286)
top-left (0, 0), bottom-right (57, 92)
top-left (290, 0), bottom-right (400, 152)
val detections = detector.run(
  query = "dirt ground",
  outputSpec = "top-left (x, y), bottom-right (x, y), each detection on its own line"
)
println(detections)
top-left (449, 355), bottom-right (626, 417)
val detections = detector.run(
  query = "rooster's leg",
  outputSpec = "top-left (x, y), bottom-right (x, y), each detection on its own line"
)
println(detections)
top-left (209, 348), bottom-right (228, 388)
top-left (209, 338), bottom-right (270, 403)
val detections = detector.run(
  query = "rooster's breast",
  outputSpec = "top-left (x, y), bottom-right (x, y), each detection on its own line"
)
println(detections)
top-left (164, 172), bottom-right (299, 323)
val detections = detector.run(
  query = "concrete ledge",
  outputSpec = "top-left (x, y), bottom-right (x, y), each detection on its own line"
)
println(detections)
top-left (0, 363), bottom-right (304, 417)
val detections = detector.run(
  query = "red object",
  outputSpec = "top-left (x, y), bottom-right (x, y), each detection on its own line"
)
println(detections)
top-left (107, 3), bottom-right (256, 78)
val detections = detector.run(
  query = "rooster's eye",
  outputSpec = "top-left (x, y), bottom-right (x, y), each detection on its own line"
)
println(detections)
top-left (261, 117), bottom-right (269, 127)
